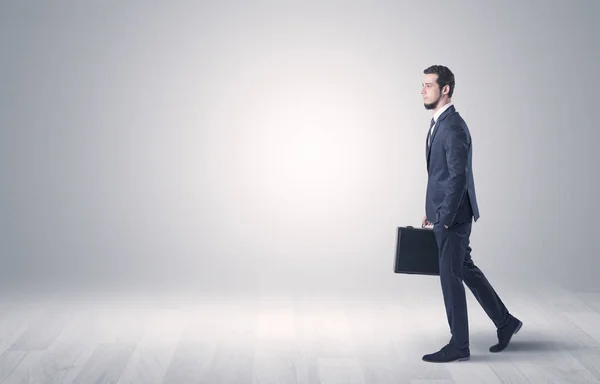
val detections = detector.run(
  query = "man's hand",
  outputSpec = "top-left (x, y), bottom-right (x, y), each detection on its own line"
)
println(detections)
top-left (422, 215), bottom-right (432, 228)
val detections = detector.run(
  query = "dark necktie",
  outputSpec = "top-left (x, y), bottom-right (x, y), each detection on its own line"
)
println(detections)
top-left (427, 118), bottom-right (435, 147)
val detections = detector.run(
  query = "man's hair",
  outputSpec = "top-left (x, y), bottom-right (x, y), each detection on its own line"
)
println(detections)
top-left (424, 65), bottom-right (455, 98)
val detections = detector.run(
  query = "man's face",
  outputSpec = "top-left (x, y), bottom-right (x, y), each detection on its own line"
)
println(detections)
top-left (421, 74), bottom-right (441, 110)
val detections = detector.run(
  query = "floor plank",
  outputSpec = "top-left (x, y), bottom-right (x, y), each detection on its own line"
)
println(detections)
top-left (0, 351), bottom-right (28, 383)
top-left (568, 347), bottom-right (600, 381)
top-left (8, 303), bottom-right (75, 351)
top-left (71, 343), bottom-right (137, 384)
top-left (507, 349), bottom-right (600, 384)
top-left (117, 308), bottom-right (188, 383)
top-left (252, 295), bottom-right (301, 384)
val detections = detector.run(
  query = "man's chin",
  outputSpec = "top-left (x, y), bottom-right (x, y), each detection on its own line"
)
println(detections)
top-left (424, 102), bottom-right (435, 110)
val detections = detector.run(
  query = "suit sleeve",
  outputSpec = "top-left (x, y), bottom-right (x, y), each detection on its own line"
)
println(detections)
top-left (439, 124), bottom-right (469, 226)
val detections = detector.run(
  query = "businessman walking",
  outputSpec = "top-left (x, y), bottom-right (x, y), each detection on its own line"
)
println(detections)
top-left (420, 65), bottom-right (522, 362)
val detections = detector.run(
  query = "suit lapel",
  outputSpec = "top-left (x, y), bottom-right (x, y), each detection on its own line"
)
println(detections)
top-left (426, 105), bottom-right (455, 169)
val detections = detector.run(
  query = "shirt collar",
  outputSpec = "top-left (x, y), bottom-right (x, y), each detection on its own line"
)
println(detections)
top-left (432, 102), bottom-right (453, 123)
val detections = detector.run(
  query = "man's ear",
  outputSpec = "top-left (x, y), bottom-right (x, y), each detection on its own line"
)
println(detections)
top-left (442, 85), bottom-right (449, 95)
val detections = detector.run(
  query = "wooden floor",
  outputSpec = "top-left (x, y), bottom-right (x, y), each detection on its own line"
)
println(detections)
top-left (1, 280), bottom-right (600, 383)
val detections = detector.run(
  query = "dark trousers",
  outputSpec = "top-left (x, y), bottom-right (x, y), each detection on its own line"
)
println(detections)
top-left (432, 221), bottom-right (511, 350)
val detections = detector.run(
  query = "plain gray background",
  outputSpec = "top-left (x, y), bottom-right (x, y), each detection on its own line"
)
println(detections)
top-left (1, 1), bottom-right (598, 295)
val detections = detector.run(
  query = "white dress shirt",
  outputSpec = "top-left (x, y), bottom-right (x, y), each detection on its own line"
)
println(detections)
top-left (428, 102), bottom-right (454, 146)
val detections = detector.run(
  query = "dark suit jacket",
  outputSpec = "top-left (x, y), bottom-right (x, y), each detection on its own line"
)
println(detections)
top-left (425, 105), bottom-right (480, 227)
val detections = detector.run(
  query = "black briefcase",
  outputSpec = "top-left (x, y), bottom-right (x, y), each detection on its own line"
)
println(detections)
top-left (394, 226), bottom-right (439, 275)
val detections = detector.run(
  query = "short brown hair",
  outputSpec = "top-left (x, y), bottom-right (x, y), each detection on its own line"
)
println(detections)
top-left (424, 65), bottom-right (455, 97)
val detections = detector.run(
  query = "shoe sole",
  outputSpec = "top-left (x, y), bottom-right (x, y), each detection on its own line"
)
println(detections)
top-left (422, 356), bottom-right (470, 363)
top-left (513, 320), bottom-right (523, 334)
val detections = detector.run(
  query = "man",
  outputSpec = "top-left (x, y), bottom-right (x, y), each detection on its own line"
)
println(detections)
top-left (420, 65), bottom-right (522, 363)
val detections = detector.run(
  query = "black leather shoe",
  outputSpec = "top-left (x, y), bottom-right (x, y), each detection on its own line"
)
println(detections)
top-left (489, 316), bottom-right (523, 353)
top-left (422, 344), bottom-right (470, 363)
